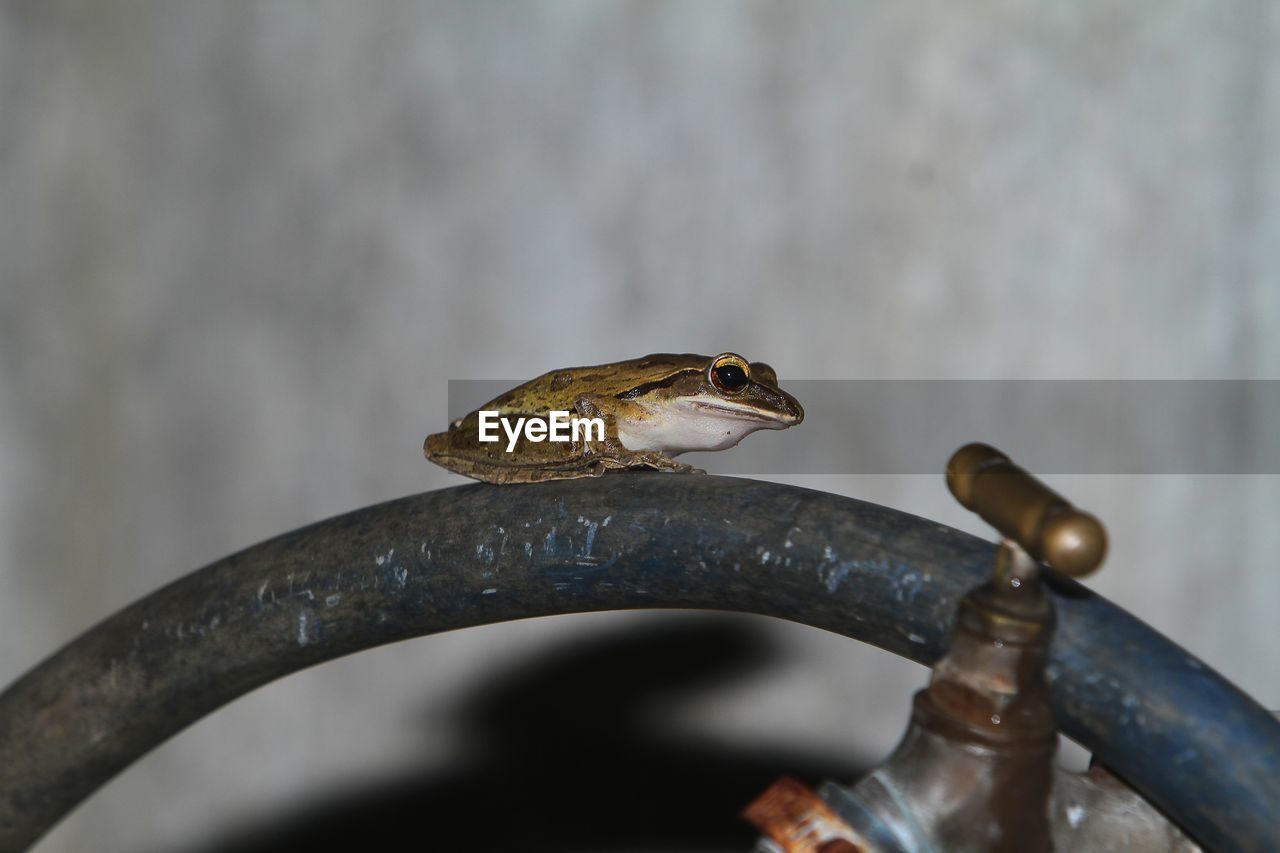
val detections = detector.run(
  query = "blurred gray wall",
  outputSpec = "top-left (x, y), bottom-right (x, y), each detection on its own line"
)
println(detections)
top-left (1, 2), bottom-right (1277, 850)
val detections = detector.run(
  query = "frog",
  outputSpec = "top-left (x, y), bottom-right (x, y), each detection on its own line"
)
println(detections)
top-left (424, 352), bottom-right (804, 484)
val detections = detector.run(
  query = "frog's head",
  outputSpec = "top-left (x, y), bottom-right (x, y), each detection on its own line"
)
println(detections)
top-left (692, 352), bottom-right (804, 427)
top-left (616, 352), bottom-right (803, 455)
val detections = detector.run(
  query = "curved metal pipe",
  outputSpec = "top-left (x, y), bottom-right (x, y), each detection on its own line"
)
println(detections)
top-left (0, 475), bottom-right (1276, 852)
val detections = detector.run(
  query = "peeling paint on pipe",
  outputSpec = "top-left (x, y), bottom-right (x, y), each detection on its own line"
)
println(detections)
top-left (0, 474), bottom-right (1276, 851)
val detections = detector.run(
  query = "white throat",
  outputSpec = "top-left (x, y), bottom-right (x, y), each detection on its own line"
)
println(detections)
top-left (615, 397), bottom-right (784, 456)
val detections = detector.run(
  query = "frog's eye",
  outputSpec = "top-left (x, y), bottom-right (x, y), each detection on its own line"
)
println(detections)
top-left (710, 355), bottom-right (750, 393)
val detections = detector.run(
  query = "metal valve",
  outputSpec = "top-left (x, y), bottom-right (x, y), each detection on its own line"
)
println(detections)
top-left (746, 444), bottom-right (1200, 853)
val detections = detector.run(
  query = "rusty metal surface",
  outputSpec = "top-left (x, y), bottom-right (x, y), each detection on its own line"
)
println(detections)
top-left (829, 545), bottom-right (1061, 853)
top-left (0, 473), bottom-right (1276, 851)
top-left (743, 777), bottom-right (866, 853)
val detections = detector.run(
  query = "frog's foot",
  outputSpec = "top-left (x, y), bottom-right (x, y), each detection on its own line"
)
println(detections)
top-left (617, 451), bottom-right (703, 475)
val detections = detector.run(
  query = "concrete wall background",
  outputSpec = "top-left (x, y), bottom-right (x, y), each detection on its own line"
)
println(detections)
top-left (1, 2), bottom-right (1276, 850)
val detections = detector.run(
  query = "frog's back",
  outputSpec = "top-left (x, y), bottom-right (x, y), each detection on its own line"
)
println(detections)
top-left (477, 353), bottom-right (711, 414)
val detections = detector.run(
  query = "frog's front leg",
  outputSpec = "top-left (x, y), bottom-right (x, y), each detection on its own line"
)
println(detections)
top-left (574, 395), bottom-right (705, 475)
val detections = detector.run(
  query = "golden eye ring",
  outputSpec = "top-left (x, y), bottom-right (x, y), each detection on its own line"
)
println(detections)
top-left (709, 353), bottom-right (751, 394)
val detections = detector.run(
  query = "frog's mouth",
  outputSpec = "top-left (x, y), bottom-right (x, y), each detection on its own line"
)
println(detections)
top-left (686, 399), bottom-right (799, 426)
